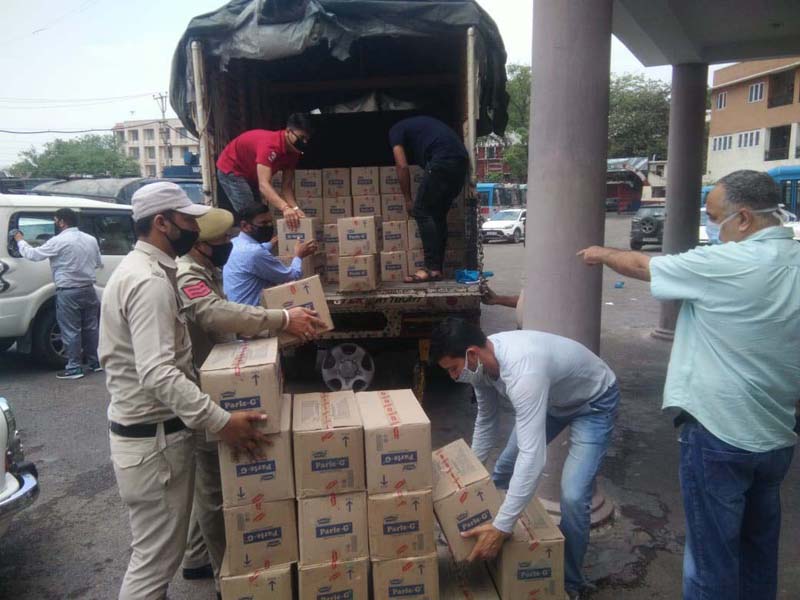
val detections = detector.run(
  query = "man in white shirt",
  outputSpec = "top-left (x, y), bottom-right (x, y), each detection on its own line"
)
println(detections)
top-left (14, 208), bottom-right (103, 379)
top-left (430, 318), bottom-right (619, 599)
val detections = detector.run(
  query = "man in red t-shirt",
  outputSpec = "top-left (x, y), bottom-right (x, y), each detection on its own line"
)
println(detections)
top-left (216, 113), bottom-right (314, 228)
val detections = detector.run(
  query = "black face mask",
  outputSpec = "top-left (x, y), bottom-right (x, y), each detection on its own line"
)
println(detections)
top-left (248, 223), bottom-right (274, 244)
top-left (290, 131), bottom-right (309, 154)
top-left (208, 241), bottom-right (233, 267)
top-left (167, 219), bottom-right (199, 256)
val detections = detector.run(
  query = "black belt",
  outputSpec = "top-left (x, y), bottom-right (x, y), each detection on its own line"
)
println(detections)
top-left (56, 284), bottom-right (94, 291)
top-left (109, 417), bottom-right (187, 438)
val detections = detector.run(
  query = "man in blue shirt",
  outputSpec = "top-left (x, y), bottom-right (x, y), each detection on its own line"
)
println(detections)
top-left (579, 169), bottom-right (799, 600)
top-left (223, 205), bottom-right (317, 306)
top-left (389, 115), bottom-right (468, 283)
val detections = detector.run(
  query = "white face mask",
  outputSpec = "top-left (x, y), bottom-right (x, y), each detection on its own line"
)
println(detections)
top-left (707, 206), bottom-right (789, 244)
top-left (456, 349), bottom-right (484, 385)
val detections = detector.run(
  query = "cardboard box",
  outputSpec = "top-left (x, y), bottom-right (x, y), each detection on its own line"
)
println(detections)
top-left (407, 220), bottom-right (423, 250)
top-left (223, 499), bottom-right (298, 575)
top-left (372, 554), bottom-right (439, 600)
top-left (431, 439), bottom-right (504, 562)
top-left (355, 389), bottom-right (432, 494)
top-left (380, 251), bottom-right (407, 283)
top-left (277, 217), bottom-right (321, 256)
top-left (368, 489), bottom-right (435, 560)
top-left (323, 168), bottom-right (351, 197)
top-left (297, 196), bottom-right (324, 220)
top-left (295, 169), bottom-right (323, 198)
top-left (381, 194), bottom-right (408, 221)
top-left (200, 338), bottom-right (282, 436)
top-left (270, 171), bottom-right (284, 192)
top-left (338, 255), bottom-right (379, 292)
top-left (298, 558), bottom-right (370, 600)
top-left (407, 249), bottom-right (425, 275)
top-left (381, 220), bottom-right (407, 252)
top-left (292, 391), bottom-right (365, 497)
top-left (489, 498), bottom-right (566, 600)
top-left (338, 216), bottom-right (380, 257)
top-left (220, 558), bottom-right (293, 600)
top-left (439, 551), bottom-right (500, 600)
top-left (219, 394), bottom-right (294, 507)
top-left (260, 275), bottom-right (333, 346)
top-left (298, 492), bottom-right (368, 565)
top-left (277, 252), bottom-right (325, 280)
top-left (323, 196), bottom-right (352, 224)
top-left (322, 224), bottom-right (339, 256)
top-left (324, 254), bottom-right (340, 285)
top-left (379, 166), bottom-right (402, 194)
top-left (352, 195), bottom-right (382, 218)
top-left (409, 165), bottom-right (425, 197)
top-left (350, 166), bottom-right (381, 197)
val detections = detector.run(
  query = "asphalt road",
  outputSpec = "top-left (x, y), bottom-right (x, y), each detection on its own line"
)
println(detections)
top-left (0, 215), bottom-right (797, 599)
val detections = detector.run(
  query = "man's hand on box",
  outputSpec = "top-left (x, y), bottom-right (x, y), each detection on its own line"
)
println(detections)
top-left (283, 205), bottom-right (302, 230)
top-left (285, 306), bottom-right (326, 342)
top-left (218, 411), bottom-right (271, 461)
top-left (295, 239), bottom-right (318, 259)
top-left (462, 523), bottom-right (511, 562)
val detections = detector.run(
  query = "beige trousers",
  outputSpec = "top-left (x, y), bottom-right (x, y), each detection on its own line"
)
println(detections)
top-left (110, 426), bottom-right (194, 600)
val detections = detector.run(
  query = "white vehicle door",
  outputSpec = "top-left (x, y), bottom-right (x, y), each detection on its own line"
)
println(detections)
top-left (81, 210), bottom-right (135, 289)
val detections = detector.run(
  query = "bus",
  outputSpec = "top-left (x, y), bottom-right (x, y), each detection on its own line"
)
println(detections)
top-left (768, 165), bottom-right (800, 214)
top-left (476, 182), bottom-right (525, 218)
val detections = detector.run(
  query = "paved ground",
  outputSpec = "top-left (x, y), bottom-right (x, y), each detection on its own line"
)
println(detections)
top-left (0, 214), bottom-right (798, 599)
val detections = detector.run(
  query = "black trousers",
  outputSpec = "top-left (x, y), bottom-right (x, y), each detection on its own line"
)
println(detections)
top-left (412, 157), bottom-right (468, 272)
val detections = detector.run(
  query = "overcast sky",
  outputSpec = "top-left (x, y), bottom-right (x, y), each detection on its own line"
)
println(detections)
top-left (0, 0), bottom-right (702, 169)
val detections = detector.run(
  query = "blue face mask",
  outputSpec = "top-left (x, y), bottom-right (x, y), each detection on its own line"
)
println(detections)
top-left (708, 206), bottom-right (785, 244)
top-left (456, 349), bottom-right (484, 385)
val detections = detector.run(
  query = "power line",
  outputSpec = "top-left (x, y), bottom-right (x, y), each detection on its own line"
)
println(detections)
top-left (3, 0), bottom-right (104, 45)
top-left (0, 122), bottom-right (160, 135)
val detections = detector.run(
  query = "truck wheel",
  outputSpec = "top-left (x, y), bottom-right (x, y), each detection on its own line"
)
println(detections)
top-left (321, 343), bottom-right (375, 392)
top-left (0, 338), bottom-right (14, 353)
top-left (32, 308), bottom-right (67, 368)
top-left (512, 229), bottom-right (522, 244)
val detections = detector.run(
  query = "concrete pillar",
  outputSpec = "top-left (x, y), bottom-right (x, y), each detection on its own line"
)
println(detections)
top-left (653, 63), bottom-right (708, 340)
top-left (523, 0), bottom-right (614, 526)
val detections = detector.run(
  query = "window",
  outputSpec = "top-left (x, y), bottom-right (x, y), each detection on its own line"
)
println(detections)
top-left (712, 135), bottom-right (734, 151)
top-left (144, 128), bottom-right (155, 141)
top-left (145, 165), bottom-right (156, 177)
top-left (114, 131), bottom-right (125, 144)
top-left (765, 125), bottom-right (790, 161)
top-left (716, 91), bottom-right (727, 110)
top-left (86, 213), bottom-right (135, 255)
top-left (768, 70), bottom-right (795, 108)
top-left (748, 82), bottom-right (764, 103)
top-left (128, 130), bottom-right (139, 142)
top-left (129, 147), bottom-right (140, 159)
top-left (737, 130), bottom-right (761, 148)
top-left (146, 147), bottom-right (156, 159)
top-left (486, 146), bottom-right (497, 159)
top-left (11, 214), bottom-right (57, 251)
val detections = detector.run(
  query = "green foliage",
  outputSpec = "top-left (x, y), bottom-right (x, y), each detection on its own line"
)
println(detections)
top-left (504, 144), bottom-right (528, 182)
top-left (607, 74), bottom-right (672, 159)
top-left (483, 172), bottom-right (503, 183)
top-left (506, 64), bottom-right (531, 136)
top-left (9, 135), bottom-right (140, 178)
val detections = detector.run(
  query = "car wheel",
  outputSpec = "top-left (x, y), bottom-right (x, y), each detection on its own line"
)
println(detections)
top-left (630, 240), bottom-right (644, 250)
top-left (639, 216), bottom-right (658, 236)
top-left (33, 307), bottom-right (67, 368)
top-left (0, 338), bottom-right (14, 353)
top-left (512, 229), bottom-right (522, 244)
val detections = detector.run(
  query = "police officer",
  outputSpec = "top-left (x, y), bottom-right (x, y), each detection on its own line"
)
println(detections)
top-left (175, 207), bottom-right (325, 584)
top-left (100, 182), bottom-right (270, 600)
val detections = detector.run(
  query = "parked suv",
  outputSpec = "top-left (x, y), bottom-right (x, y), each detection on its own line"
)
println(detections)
top-left (0, 194), bottom-right (134, 366)
top-left (481, 208), bottom-right (526, 243)
top-left (629, 202), bottom-right (665, 250)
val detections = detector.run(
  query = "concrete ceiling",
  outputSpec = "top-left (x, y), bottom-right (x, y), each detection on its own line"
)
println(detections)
top-left (613, 0), bottom-right (800, 67)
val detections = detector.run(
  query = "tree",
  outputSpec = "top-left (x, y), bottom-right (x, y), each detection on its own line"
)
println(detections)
top-left (9, 135), bottom-right (140, 178)
top-left (607, 73), bottom-right (672, 159)
top-left (506, 64), bottom-right (531, 135)
top-left (504, 143), bottom-right (528, 182)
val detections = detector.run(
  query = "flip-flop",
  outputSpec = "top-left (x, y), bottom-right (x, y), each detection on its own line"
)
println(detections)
top-left (404, 269), bottom-right (443, 283)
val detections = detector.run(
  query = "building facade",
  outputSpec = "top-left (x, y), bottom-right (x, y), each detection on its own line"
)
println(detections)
top-left (112, 118), bottom-right (199, 178)
top-left (707, 57), bottom-right (800, 181)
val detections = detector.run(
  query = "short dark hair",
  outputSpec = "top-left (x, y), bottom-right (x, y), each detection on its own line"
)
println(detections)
top-left (287, 112), bottom-right (314, 136)
top-left (717, 170), bottom-right (781, 211)
top-left (239, 204), bottom-right (271, 224)
top-left (54, 208), bottom-right (78, 227)
top-left (429, 318), bottom-right (488, 365)
top-left (134, 210), bottom-right (173, 237)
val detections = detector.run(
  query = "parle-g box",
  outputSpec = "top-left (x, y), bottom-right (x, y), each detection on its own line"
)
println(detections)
top-left (367, 489), bottom-right (435, 560)
top-left (371, 554), bottom-right (439, 600)
top-left (298, 491), bottom-right (368, 566)
top-left (260, 275), bottom-right (333, 346)
top-left (337, 216), bottom-right (381, 256)
top-left (298, 557), bottom-right (369, 600)
top-left (292, 391), bottom-right (365, 497)
top-left (223, 499), bottom-right (298, 576)
top-left (323, 168), bottom-right (351, 197)
top-left (355, 389), bottom-right (432, 494)
top-left (294, 169), bottom-right (323, 198)
top-left (276, 217), bottom-right (322, 256)
top-left (219, 553), bottom-right (293, 600)
top-left (200, 337), bottom-right (282, 436)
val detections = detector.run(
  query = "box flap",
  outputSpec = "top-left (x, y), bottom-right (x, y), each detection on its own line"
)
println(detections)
top-left (199, 337), bottom-right (278, 374)
top-left (520, 497), bottom-right (565, 543)
top-left (293, 391), bottom-right (360, 431)
top-left (432, 439), bottom-right (490, 501)
top-left (355, 389), bottom-right (430, 429)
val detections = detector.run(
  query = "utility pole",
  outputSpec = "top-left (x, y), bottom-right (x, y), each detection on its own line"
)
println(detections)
top-left (153, 92), bottom-right (171, 177)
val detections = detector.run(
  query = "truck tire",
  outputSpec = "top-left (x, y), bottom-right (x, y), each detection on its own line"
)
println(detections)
top-left (32, 308), bottom-right (67, 368)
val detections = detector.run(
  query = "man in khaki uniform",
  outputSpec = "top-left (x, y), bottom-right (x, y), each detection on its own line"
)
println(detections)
top-left (176, 207), bottom-right (325, 583)
top-left (100, 182), bottom-right (270, 600)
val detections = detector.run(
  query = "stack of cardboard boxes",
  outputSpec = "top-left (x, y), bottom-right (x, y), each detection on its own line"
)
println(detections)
top-left (294, 391), bottom-right (370, 599)
top-left (356, 389), bottom-right (439, 600)
top-left (198, 338), bottom-right (299, 598)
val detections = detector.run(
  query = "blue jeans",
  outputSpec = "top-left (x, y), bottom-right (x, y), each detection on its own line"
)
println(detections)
top-left (56, 286), bottom-right (99, 370)
top-left (217, 169), bottom-right (258, 214)
top-left (679, 421), bottom-right (795, 600)
top-left (492, 383), bottom-right (620, 593)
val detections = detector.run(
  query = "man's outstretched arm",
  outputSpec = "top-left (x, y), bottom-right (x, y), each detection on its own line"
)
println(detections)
top-left (578, 246), bottom-right (651, 282)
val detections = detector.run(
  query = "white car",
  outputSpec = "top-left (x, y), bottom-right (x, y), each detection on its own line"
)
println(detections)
top-left (0, 397), bottom-right (38, 538)
top-left (0, 194), bottom-right (134, 366)
top-left (481, 208), bottom-right (526, 243)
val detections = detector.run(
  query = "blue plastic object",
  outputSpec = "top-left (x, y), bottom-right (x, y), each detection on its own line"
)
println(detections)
top-left (455, 269), bottom-right (493, 284)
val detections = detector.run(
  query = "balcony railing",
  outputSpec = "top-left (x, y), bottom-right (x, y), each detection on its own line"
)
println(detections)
top-left (764, 147), bottom-right (789, 161)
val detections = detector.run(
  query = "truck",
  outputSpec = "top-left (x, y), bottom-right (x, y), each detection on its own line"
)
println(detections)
top-left (169, 0), bottom-right (509, 395)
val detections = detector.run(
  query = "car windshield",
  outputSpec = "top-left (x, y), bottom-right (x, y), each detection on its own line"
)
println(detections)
top-left (176, 181), bottom-right (205, 204)
top-left (490, 210), bottom-right (521, 221)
